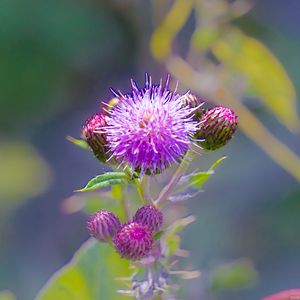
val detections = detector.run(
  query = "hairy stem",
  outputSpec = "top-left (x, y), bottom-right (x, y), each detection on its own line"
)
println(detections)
top-left (155, 150), bottom-right (196, 208)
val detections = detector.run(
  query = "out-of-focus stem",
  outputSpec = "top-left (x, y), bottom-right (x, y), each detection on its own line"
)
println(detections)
top-left (121, 186), bottom-right (130, 220)
top-left (155, 151), bottom-right (196, 208)
top-left (141, 175), bottom-right (153, 205)
top-left (136, 175), bottom-right (153, 205)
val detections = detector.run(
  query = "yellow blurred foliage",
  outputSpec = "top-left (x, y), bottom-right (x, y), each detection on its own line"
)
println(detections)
top-left (0, 142), bottom-right (52, 214)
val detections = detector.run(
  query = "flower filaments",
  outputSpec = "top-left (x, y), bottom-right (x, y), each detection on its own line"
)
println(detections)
top-left (87, 210), bottom-right (121, 242)
top-left (104, 74), bottom-right (199, 175)
top-left (196, 106), bottom-right (238, 151)
top-left (113, 222), bottom-right (153, 260)
top-left (133, 205), bottom-right (163, 233)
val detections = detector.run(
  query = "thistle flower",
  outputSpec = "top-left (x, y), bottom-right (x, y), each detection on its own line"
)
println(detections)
top-left (87, 210), bottom-right (121, 242)
top-left (196, 106), bottom-right (238, 151)
top-left (133, 205), bottom-right (163, 233)
top-left (113, 222), bottom-right (153, 260)
top-left (82, 113), bottom-right (109, 163)
top-left (104, 74), bottom-right (199, 174)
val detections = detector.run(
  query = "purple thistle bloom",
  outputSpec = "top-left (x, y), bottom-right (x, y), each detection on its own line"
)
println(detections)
top-left (87, 210), bottom-right (121, 242)
top-left (196, 106), bottom-right (238, 150)
top-left (103, 74), bottom-right (199, 174)
top-left (113, 222), bottom-right (153, 260)
top-left (133, 205), bottom-right (163, 233)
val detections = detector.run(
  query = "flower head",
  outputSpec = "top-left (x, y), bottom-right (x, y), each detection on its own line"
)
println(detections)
top-left (196, 106), bottom-right (238, 150)
top-left (82, 113), bottom-right (109, 163)
top-left (104, 74), bottom-right (198, 174)
top-left (133, 205), bottom-right (163, 233)
top-left (87, 210), bottom-right (121, 242)
top-left (113, 222), bottom-right (153, 260)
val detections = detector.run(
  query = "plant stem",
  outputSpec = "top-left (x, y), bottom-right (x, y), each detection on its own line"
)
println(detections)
top-left (141, 175), bottom-right (153, 204)
top-left (155, 150), bottom-right (196, 208)
top-left (121, 186), bottom-right (130, 220)
top-left (136, 175), bottom-right (153, 205)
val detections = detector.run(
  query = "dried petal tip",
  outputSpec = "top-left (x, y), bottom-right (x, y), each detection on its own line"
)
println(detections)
top-left (133, 205), bottom-right (163, 233)
top-left (87, 210), bottom-right (121, 242)
top-left (181, 93), bottom-right (204, 120)
top-left (113, 222), bottom-right (153, 260)
top-left (196, 106), bottom-right (238, 151)
top-left (82, 113), bottom-right (109, 163)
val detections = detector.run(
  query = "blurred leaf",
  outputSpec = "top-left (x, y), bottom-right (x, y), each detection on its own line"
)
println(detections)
top-left (35, 239), bottom-right (130, 300)
top-left (192, 26), bottom-right (220, 51)
top-left (189, 156), bottom-right (226, 189)
top-left (210, 259), bottom-right (257, 292)
top-left (165, 235), bottom-right (181, 258)
top-left (212, 28), bottom-right (300, 131)
top-left (0, 291), bottom-right (16, 300)
top-left (76, 172), bottom-right (130, 192)
top-left (150, 0), bottom-right (194, 60)
top-left (166, 215), bottom-right (196, 236)
top-left (0, 142), bottom-right (51, 214)
top-left (262, 289), bottom-right (300, 300)
top-left (175, 156), bottom-right (226, 194)
top-left (111, 184), bottom-right (123, 201)
top-left (0, 0), bottom-right (131, 129)
top-left (67, 136), bottom-right (89, 149)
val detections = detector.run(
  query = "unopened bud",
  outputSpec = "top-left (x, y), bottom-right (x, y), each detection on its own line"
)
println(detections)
top-left (82, 113), bottom-right (110, 163)
top-left (87, 210), bottom-right (121, 242)
top-left (133, 205), bottom-right (163, 233)
top-left (113, 222), bottom-right (153, 260)
top-left (196, 106), bottom-right (238, 151)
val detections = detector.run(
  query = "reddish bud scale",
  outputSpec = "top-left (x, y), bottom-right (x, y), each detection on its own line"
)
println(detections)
top-left (181, 93), bottom-right (203, 120)
top-left (133, 205), bottom-right (163, 233)
top-left (113, 222), bottom-right (153, 260)
top-left (196, 106), bottom-right (238, 151)
top-left (87, 210), bottom-right (121, 242)
top-left (82, 113), bottom-right (110, 163)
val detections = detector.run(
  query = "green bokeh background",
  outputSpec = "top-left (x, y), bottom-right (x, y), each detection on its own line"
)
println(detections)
top-left (0, 1), bottom-right (300, 299)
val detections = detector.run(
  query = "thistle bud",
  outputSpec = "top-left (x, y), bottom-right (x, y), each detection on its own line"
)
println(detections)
top-left (113, 222), bottom-right (153, 260)
top-left (82, 113), bottom-right (110, 163)
top-left (196, 106), bottom-right (238, 151)
top-left (181, 93), bottom-right (203, 119)
top-left (87, 210), bottom-right (121, 242)
top-left (133, 205), bottom-right (163, 233)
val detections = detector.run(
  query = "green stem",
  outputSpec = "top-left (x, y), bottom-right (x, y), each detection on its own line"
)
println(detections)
top-left (136, 175), bottom-right (153, 205)
top-left (121, 186), bottom-right (130, 220)
top-left (155, 150), bottom-right (196, 208)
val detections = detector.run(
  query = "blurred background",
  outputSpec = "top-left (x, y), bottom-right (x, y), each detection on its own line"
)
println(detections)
top-left (0, 0), bottom-right (300, 299)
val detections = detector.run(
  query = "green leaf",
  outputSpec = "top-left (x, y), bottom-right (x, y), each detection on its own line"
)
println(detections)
top-left (210, 259), bottom-right (257, 292)
top-left (76, 172), bottom-right (129, 192)
top-left (35, 239), bottom-right (131, 300)
top-left (212, 28), bottom-right (300, 132)
top-left (189, 156), bottom-right (226, 189)
top-left (67, 136), bottom-right (89, 149)
top-left (0, 291), bottom-right (16, 300)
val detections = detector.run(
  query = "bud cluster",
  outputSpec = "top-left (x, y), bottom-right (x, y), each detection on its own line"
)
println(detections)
top-left (87, 205), bottom-right (163, 261)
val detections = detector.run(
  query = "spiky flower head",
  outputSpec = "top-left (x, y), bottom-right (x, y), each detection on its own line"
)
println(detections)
top-left (196, 106), bottom-right (238, 151)
top-left (87, 210), bottom-right (121, 242)
top-left (104, 74), bottom-right (199, 174)
top-left (113, 222), bottom-right (153, 260)
top-left (133, 205), bottom-right (163, 233)
top-left (82, 113), bottom-right (110, 163)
